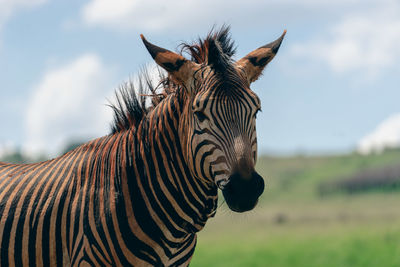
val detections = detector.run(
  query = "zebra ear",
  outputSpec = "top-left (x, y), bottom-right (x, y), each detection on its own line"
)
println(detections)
top-left (236, 30), bottom-right (286, 84)
top-left (140, 34), bottom-right (200, 91)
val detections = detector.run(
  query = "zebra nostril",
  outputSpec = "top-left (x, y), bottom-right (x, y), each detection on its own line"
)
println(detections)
top-left (252, 172), bottom-right (265, 197)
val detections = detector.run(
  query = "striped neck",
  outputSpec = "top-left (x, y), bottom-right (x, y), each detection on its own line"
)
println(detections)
top-left (134, 94), bottom-right (218, 229)
top-left (116, 94), bottom-right (218, 262)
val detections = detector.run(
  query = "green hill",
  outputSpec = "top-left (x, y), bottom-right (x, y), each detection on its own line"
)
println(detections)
top-left (191, 149), bottom-right (400, 267)
top-left (260, 148), bottom-right (400, 201)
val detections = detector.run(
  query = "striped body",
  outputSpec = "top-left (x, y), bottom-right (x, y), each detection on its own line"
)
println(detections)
top-left (0, 27), bottom-right (285, 266)
top-left (0, 95), bottom-right (217, 266)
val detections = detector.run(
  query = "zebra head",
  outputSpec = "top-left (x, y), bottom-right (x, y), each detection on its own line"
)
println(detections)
top-left (141, 29), bottom-right (285, 213)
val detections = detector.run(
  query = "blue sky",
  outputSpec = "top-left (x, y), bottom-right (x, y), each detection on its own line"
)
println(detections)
top-left (0, 0), bottom-right (400, 156)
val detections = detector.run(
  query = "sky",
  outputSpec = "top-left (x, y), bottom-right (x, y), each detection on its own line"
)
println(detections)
top-left (0, 0), bottom-right (400, 157)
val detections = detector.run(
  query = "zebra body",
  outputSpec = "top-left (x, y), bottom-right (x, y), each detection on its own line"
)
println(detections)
top-left (0, 27), bottom-right (285, 266)
top-left (0, 96), bottom-right (215, 266)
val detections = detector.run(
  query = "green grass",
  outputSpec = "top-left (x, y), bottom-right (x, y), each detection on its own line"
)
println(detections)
top-left (190, 149), bottom-right (400, 266)
top-left (191, 199), bottom-right (400, 267)
top-left (192, 221), bottom-right (400, 267)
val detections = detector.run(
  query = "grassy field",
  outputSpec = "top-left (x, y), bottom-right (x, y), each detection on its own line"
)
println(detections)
top-left (191, 149), bottom-right (400, 266)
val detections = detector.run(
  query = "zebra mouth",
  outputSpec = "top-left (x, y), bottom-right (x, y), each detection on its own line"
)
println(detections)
top-left (221, 171), bottom-right (265, 213)
top-left (216, 179), bottom-right (229, 190)
top-left (211, 167), bottom-right (229, 190)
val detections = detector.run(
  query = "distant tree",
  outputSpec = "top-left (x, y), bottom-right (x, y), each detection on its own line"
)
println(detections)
top-left (0, 151), bottom-right (30, 164)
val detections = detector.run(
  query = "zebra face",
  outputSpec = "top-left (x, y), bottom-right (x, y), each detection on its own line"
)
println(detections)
top-left (188, 67), bottom-right (265, 212)
top-left (141, 29), bottom-right (286, 213)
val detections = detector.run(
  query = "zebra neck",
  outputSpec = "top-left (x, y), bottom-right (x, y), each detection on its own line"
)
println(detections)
top-left (107, 96), bottom-right (218, 264)
top-left (126, 96), bottom-right (218, 234)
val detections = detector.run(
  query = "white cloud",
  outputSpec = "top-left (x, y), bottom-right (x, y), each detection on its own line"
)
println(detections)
top-left (24, 54), bottom-right (116, 156)
top-left (81, 0), bottom-right (204, 31)
top-left (357, 114), bottom-right (400, 154)
top-left (81, 0), bottom-right (273, 32)
top-left (0, 0), bottom-right (47, 30)
top-left (80, 0), bottom-right (370, 32)
top-left (289, 1), bottom-right (400, 77)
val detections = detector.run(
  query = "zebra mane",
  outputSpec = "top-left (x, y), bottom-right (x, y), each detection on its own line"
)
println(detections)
top-left (109, 69), bottom-right (165, 134)
top-left (180, 25), bottom-right (236, 67)
top-left (109, 26), bottom-right (236, 134)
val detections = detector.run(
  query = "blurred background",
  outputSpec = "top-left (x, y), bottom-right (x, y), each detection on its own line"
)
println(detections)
top-left (1, 0), bottom-right (399, 266)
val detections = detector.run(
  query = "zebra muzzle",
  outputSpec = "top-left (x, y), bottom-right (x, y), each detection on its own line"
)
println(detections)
top-left (222, 171), bottom-right (265, 212)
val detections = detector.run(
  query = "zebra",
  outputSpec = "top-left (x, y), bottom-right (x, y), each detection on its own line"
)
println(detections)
top-left (0, 26), bottom-right (285, 266)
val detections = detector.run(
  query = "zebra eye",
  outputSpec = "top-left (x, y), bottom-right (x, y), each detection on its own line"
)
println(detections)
top-left (254, 108), bottom-right (261, 118)
top-left (194, 111), bottom-right (208, 122)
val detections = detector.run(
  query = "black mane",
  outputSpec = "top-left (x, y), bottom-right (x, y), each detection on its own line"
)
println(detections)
top-left (109, 70), bottom-right (164, 134)
top-left (181, 25), bottom-right (236, 67)
top-left (109, 26), bottom-right (236, 134)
